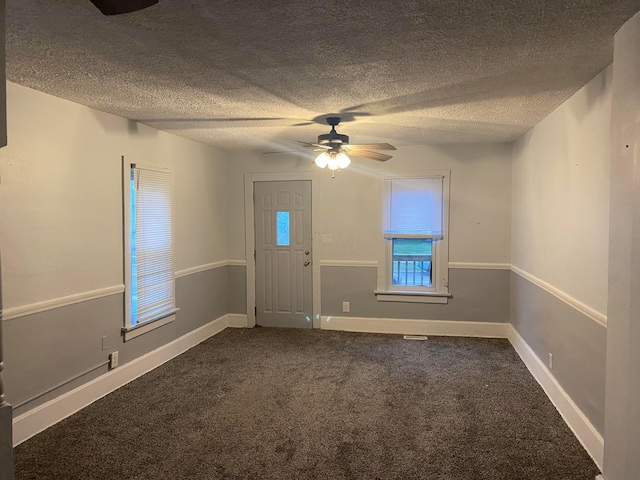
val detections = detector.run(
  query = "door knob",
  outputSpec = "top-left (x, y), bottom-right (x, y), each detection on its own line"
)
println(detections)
top-left (304, 260), bottom-right (310, 266)
top-left (305, 250), bottom-right (310, 255)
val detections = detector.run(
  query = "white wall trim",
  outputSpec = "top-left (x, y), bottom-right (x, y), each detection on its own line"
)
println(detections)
top-left (511, 265), bottom-right (607, 326)
top-left (174, 260), bottom-right (227, 278)
top-left (449, 262), bottom-right (511, 270)
top-left (226, 314), bottom-right (248, 328)
top-left (12, 314), bottom-right (231, 446)
top-left (320, 260), bottom-right (378, 267)
top-left (320, 315), bottom-right (510, 338)
top-left (227, 260), bottom-right (247, 266)
top-left (2, 285), bottom-right (125, 322)
top-left (3, 257), bottom-right (238, 320)
top-left (508, 325), bottom-right (604, 471)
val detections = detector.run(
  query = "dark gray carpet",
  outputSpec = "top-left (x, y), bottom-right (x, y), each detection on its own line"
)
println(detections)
top-left (16, 328), bottom-right (600, 479)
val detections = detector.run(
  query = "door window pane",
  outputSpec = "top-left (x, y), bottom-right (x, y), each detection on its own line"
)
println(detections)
top-left (276, 211), bottom-right (290, 246)
top-left (391, 238), bottom-right (432, 286)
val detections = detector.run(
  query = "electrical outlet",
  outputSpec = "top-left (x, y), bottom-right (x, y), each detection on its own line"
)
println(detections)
top-left (109, 351), bottom-right (119, 369)
top-left (322, 234), bottom-right (333, 244)
top-left (342, 301), bottom-right (350, 313)
top-left (101, 335), bottom-right (109, 351)
top-left (548, 353), bottom-right (553, 370)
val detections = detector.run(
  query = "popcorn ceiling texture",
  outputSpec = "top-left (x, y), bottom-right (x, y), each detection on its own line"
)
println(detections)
top-left (6, 0), bottom-right (640, 150)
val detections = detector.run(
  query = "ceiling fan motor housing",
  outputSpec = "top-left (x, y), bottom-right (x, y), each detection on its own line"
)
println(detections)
top-left (317, 132), bottom-right (349, 145)
top-left (318, 117), bottom-right (349, 145)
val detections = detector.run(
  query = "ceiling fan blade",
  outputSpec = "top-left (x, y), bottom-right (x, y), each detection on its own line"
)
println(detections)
top-left (345, 143), bottom-right (397, 151)
top-left (263, 147), bottom-right (332, 154)
top-left (348, 150), bottom-right (393, 162)
top-left (89, 0), bottom-right (158, 15)
top-left (139, 117), bottom-right (309, 129)
top-left (295, 140), bottom-right (331, 149)
top-left (263, 149), bottom-right (306, 155)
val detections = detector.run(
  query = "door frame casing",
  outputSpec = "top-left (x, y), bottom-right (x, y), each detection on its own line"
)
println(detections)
top-left (244, 172), bottom-right (321, 329)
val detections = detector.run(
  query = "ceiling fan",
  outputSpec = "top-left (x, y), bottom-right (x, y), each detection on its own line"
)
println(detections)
top-left (265, 117), bottom-right (396, 177)
top-left (89, 0), bottom-right (158, 15)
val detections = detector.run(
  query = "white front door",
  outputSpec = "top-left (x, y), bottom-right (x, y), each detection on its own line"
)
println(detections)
top-left (254, 180), bottom-right (313, 328)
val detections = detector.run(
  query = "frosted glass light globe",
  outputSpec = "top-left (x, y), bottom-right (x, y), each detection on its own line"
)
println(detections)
top-left (314, 152), bottom-right (329, 168)
top-left (336, 153), bottom-right (351, 169)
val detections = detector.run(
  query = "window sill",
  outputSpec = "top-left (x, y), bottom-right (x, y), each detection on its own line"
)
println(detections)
top-left (122, 310), bottom-right (178, 342)
top-left (374, 290), bottom-right (451, 304)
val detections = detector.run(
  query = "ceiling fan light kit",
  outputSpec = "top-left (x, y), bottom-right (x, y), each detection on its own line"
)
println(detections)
top-left (265, 116), bottom-right (396, 177)
top-left (314, 151), bottom-right (351, 170)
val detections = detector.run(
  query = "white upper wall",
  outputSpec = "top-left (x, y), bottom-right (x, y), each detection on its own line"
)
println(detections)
top-left (1, 82), bottom-right (227, 309)
top-left (511, 66), bottom-right (612, 315)
top-left (227, 143), bottom-right (512, 264)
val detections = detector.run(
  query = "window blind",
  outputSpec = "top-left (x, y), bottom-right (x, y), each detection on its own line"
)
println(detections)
top-left (385, 177), bottom-right (443, 236)
top-left (131, 165), bottom-right (174, 325)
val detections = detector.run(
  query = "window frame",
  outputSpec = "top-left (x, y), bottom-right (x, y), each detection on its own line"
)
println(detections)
top-left (376, 170), bottom-right (451, 303)
top-left (122, 157), bottom-right (177, 341)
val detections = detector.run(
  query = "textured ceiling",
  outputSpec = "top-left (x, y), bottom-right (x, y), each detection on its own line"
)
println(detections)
top-left (6, 1), bottom-right (640, 151)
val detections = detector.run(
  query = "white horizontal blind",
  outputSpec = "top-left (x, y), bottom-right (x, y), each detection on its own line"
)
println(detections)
top-left (386, 177), bottom-right (443, 235)
top-left (131, 165), bottom-right (174, 325)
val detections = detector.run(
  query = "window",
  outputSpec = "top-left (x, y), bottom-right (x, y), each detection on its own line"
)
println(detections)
top-left (276, 211), bottom-right (290, 246)
top-left (376, 172), bottom-right (450, 303)
top-left (123, 159), bottom-right (176, 340)
top-left (391, 238), bottom-right (433, 287)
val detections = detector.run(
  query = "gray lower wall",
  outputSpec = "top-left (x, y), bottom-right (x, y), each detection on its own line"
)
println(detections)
top-left (227, 265), bottom-right (247, 314)
top-left (4, 266), bottom-right (228, 416)
top-left (510, 271), bottom-right (606, 435)
top-left (321, 266), bottom-right (510, 322)
top-left (6, 262), bottom-right (607, 444)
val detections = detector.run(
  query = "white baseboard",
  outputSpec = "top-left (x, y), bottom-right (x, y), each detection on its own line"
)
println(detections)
top-left (508, 326), bottom-right (604, 471)
top-left (226, 314), bottom-right (248, 328)
top-left (12, 314), bottom-right (230, 446)
top-left (321, 315), bottom-right (510, 338)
